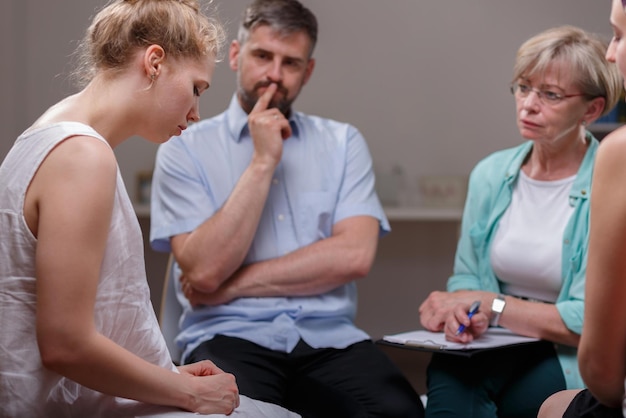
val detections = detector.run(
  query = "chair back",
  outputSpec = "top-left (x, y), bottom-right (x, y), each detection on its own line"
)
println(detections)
top-left (159, 253), bottom-right (183, 364)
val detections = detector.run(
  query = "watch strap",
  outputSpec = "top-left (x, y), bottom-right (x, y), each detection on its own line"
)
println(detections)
top-left (490, 294), bottom-right (506, 327)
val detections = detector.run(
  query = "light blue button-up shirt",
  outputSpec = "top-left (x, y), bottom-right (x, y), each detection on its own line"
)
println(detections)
top-left (150, 95), bottom-right (390, 361)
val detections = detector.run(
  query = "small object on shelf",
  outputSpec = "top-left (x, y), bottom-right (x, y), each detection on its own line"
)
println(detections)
top-left (135, 170), bottom-right (153, 205)
top-left (418, 175), bottom-right (468, 209)
top-left (376, 164), bottom-right (408, 207)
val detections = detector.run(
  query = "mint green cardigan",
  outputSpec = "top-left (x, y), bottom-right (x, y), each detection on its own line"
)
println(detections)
top-left (448, 134), bottom-right (598, 389)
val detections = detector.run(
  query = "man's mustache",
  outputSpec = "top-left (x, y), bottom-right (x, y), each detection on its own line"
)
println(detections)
top-left (255, 81), bottom-right (288, 97)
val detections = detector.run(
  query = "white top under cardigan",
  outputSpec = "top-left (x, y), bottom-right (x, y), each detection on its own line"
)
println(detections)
top-left (491, 171), bottom-right (575, 303)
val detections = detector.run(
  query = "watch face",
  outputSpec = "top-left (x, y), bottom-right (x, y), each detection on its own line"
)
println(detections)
top-left (492, 298), bottom-right (506, 313)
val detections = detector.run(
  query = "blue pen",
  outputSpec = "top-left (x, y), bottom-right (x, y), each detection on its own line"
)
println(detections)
top-left (455, 300), bottom-right (481, 335)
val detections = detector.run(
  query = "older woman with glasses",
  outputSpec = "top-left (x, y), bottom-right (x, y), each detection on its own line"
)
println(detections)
top-left (418, 25), bottom-right (622, 418)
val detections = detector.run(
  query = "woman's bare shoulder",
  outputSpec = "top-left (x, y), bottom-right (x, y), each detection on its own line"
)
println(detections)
top-left (599, 125), bottom-right (626, 150)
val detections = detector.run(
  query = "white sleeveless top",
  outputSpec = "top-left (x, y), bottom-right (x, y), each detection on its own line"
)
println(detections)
top-left (0, 122), bottom-right (298, 418)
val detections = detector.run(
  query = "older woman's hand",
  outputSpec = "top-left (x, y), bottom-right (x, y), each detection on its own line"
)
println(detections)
top-left (419, 290), bottom-right (469, 331)
top-left (419, 290), bottom-right (494, 332)
top-left (443, 304), bottom-right (490, 344)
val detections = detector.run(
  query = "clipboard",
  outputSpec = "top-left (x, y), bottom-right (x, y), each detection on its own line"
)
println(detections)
top-left (376, 328), bottom-right (542, 358)
top-left (376, 338), bottom-right (497, 357)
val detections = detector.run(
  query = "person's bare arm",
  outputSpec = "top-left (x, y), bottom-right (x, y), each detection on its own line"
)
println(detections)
top-left (172, 83), bottom-right (289, 294)
top-left (579, 128), bottom-right (626, 407)
top-left (488, 295), bottom-right (579, 346)
top-left (32, 137), bottom-right (238, 415)
top-left (182, 215), bottom-right (379, 306)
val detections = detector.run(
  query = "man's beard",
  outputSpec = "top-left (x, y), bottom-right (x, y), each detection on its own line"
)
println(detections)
top-left (239, 81), bottom-right (293, 116)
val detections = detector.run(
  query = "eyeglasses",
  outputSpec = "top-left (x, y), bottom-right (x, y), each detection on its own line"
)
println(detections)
top-left (510, 82), bottom-right (586, 105)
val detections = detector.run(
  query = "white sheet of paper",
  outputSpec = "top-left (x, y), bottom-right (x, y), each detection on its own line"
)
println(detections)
top-left (382, 327), bottom-right (539, 350)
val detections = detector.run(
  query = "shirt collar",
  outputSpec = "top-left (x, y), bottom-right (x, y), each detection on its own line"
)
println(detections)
top-left (504, 132), bottom-right (598, 200)
top-left (225, 94), bottom-right (300, 143)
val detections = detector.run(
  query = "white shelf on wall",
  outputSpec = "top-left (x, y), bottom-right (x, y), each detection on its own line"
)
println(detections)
top-left (134, 203), bottom-right (463, 222)
top-left (384, 206), bottom-right (463, 221)
top-left (134, 203), bottom-right (151, 218)
top-left (589, 122), bottom-right (622, 134)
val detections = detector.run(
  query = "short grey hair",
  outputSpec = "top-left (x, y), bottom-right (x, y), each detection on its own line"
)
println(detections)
top-left (512, 25), bottom-right (622, 117)
top-left (238, 0), bottom-right (318, 58)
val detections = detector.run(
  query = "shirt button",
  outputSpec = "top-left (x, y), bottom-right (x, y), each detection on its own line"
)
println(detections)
top-left (564, 239), bottom-right (570, 245)
top-left (278, 214), bottom-right (285, 221)
top-left (273, 178), bottom-right (279, 185)
top-left (581, 189), bottom-right (587, 195)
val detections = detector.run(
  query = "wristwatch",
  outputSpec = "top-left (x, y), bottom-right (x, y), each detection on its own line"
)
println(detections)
top-left (490, 294), bottom-right (506, 327)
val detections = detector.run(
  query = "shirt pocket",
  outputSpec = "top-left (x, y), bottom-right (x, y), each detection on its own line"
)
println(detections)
top-left (568, 246), bottom-right (583, 275)
top-left (468, 222), bottom-right (489, 254)
top-left (294, 191), bottom-right (335, 245)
